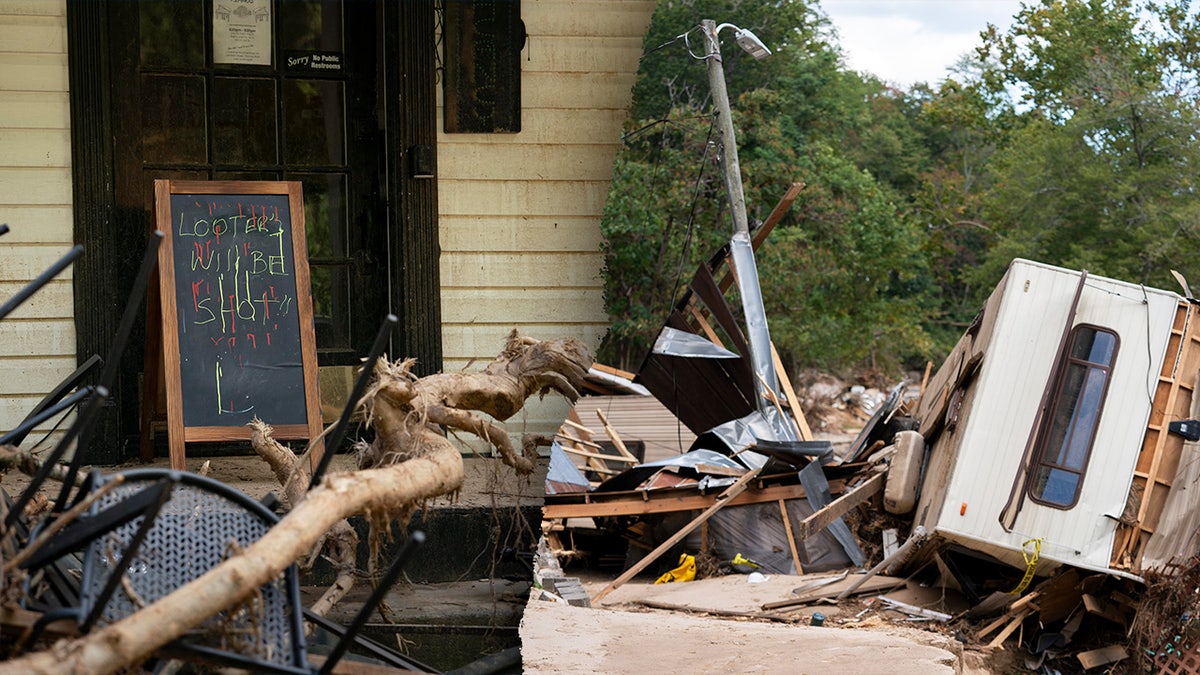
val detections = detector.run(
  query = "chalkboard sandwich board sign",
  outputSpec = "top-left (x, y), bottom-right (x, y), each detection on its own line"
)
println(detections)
top-left (152, 180), bottom-right (323, 469)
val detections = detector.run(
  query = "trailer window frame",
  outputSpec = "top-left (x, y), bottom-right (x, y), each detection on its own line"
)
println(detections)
top-left (1027, 323), bottom-right (1119, 509)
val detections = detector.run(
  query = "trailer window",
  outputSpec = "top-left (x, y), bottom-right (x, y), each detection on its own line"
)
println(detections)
top-left (1029, 325), bottom-right (1119, 508)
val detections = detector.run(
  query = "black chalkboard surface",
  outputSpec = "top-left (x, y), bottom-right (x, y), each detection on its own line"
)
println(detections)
top-left (151, 180), bottom-right (323, 469)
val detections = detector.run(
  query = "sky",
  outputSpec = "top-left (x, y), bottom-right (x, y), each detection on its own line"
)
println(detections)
top-left (818, 1), bottom-right (1026, 89)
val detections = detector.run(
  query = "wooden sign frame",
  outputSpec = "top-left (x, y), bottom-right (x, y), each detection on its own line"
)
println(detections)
top-left (150, 179), bottom-right (323, 470)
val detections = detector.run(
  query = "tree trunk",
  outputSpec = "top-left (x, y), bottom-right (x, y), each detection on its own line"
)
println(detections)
top-left (0, 447), bottom-right (462, 675)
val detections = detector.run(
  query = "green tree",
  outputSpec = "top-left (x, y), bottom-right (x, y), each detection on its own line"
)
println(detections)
top-left (971, 0), bottom-right (1200, 291)
top-left (601, 0), bottom-right (936, 374)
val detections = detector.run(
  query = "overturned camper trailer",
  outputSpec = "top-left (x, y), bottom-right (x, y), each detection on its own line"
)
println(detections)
top-left (908, 258), bottom-right (1200, 579)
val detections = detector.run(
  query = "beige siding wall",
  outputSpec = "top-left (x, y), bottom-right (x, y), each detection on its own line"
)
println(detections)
top-left (0, 0), bottom-right (75, 444)
top-left (437, 0), bottom-right (654, 441)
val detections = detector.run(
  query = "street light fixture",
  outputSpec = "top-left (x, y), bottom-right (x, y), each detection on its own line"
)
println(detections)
top-left (719, 24), bottom-right (772, 60)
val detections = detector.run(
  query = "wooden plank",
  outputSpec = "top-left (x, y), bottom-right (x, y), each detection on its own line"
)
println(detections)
top-left (0, 280), bottom-right (71, 320)
top-left (440, 288), bottom-right (606, 324)
top-left (0, 53), bottom-right (68, 93)
top-left (440, 214), bottom-right (605, 253)
top-left (0, 168), bottom-right (71, 208)
top-left (1082, 593), bottom-right (1128, 627)
top-left (0, 244), bottom-right (76, 281)
top-left (779, 499), bottom-right (803, 575)
top-left (437, 178), bottom-right (612, 217)
top-left (689, 305), bottom-right (725, 347)
top-left (0, 129), bottom-right (70, 167)
top-left (796, 473), bottom-right (885, 540)
top-left (558, 444), bottom-right (637, 464)
top-left (1128, 296), bottom-right (1195, 550)
top-left (441, 251), bottom-right (604, 288)
top-left (1134, 303), bottom-right (1195, 530)
top-left (0, 356), bottom-right (77, 396)
top-left (976, 594), bottom-right (1040, 639)
top-left (590, 362), bottom-right (637, 381)
top-left (591, 468), bottom-right (762, 603)
top-left (542, 480), bottom-right (834, 519)
top-left (554, 431), bottom-right (602, 450)
top-left (762, 575), bottom-right (906, 610)
top-left (751, 182), bottom-right (805, 250)
top-left (771, 342), bottom-right (812, 441)
top-left (595, 409), bottom-right (639, 462)
top-left (0, 206), bottom-right (74, 240)
top-left (0, 318), bottom-right (74, 357)
top-left (0, 4), bottom-right (62, 44)
top-left (986, 607), bottom-right (1033, 648)
top-left (1076, 646), bottom-right (1128, 670)
top-left (561, 418), bottom-right (595, 436)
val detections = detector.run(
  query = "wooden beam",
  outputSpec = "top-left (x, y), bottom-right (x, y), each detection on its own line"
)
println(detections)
top-left (976, 594), bottom-right (1040, 639)
top-left (558, 445), bottom-right (638, 464)
top-left (986, 607), bottom-right (1033, 648)
top-left (595, 409), bottom-right (639, 463)
top-left (591, 468), bottom-right (762, 603)
top-left (712, 183), bottom-right (807, 296)
top-left (561, 418), bottom-right (595, 436)
top-left (796, 472), bottom-right (884, 540)
top-left (763, 574), bottom-right (904, 610)
top-left (771, 342), bottom-right (812, 441)
top-left (1076, 646), bottom-right (1128, 670)
top-left (590, 362), bottom-right (637, 381)
top-left (688, 305), bottom-right (725, 348)
top-left (554, 432), bottom-right (602, 450)
top-left (541, 479), bottom-right (841, 519)
top-left (752, 182), bottom-right (805, 250)
top-left (779, 498), bottom-right (803, 575)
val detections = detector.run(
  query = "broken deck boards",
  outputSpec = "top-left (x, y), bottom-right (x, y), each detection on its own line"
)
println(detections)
top-left (541, 478), bottom-right (844, 519)
top-left (796, 472), bottom-right (884, 540)
top-left (761, 575), bottom-right (907, 611)
top-left (591, 468), bottom-right (762, 604)
top-left (1076, 645), bottom-right (1128, 670)
top-left (1115, 300), bottom-right (1200, 570)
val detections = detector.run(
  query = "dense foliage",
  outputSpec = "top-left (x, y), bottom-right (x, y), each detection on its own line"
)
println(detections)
top-left (599, 0), bottom-right (1200, 376)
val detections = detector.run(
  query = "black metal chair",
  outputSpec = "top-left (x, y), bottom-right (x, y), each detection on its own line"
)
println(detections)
top-left (17, 466), bottom-right (438, 673)
top-left (78, 469), bottom-right (308, 673)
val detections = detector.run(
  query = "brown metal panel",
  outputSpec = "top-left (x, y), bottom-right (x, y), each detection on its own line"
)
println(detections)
top-left (635, 311), bottom-right (756, 435)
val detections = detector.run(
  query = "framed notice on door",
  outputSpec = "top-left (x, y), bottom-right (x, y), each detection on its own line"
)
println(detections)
top-left (213, 0), bottom-right (272, 66)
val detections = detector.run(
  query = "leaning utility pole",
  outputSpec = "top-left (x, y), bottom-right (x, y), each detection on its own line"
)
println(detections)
top-left (700, 19), bottom-right (794, 441)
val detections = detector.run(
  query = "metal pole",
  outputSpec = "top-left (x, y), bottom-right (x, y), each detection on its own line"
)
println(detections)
top-left (701, 20), bottom-right (792, 439)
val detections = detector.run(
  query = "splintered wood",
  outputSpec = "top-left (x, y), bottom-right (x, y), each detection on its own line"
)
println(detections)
top-left (1113, 301), bottom-right (1200, 571)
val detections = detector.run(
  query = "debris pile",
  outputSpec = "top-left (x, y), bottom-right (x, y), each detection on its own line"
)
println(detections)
top-left (537, 229), bottom-right (1200, 673)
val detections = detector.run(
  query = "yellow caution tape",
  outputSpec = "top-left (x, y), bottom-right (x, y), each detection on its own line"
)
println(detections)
top-left (1008, 538), bottom-right (1042, 595)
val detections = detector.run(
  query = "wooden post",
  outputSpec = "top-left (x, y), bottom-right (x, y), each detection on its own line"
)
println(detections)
top-left (779, 499), bottom-right (803, 575)
top-left (771, 342), bottom-right (812, 441)
top-left (596, 409), bottom-right (639, 463)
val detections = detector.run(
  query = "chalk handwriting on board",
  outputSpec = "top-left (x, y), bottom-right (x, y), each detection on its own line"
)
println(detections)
top-left (169, 193), bottom-right (307, 428)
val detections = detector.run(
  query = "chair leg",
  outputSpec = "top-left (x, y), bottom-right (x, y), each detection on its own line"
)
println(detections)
top-left (318, 530), bottom-right (425, 675)
top-left (55, 232), bottom-right (163, 510)
top-left (308, 314), bottom-right (398, 490)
